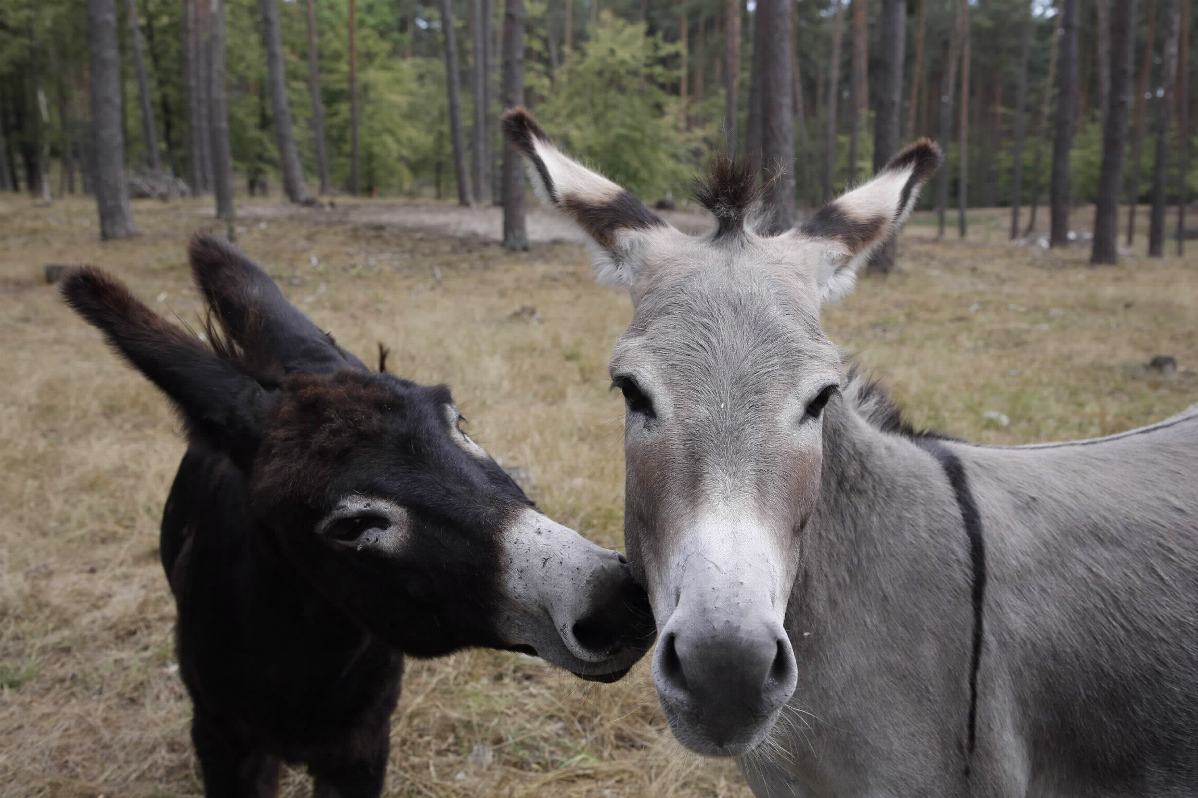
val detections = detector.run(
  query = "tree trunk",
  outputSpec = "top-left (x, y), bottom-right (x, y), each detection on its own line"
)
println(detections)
top-left (1050, 0), bottom-right (1079, 247)
top-left (679, 4), bottom-right (689, 127)
top-left (304, 0), bottom-right (330, 195)
top-left (1025, 14), bottom-right (1061, 237)
top-left (563, 0), bottom-right (572, 61)
top-left (822, 0), bottom-right (845, 201)
top-left (868, 0), bottom-right (906, 273)
top-left (439, 0), bottom-right (471, 206)
top-left (208, 0), bottom-right (235, 222)
top-left (1149, 0), bottom-right (1180, 256)
top-left (957, 1), bottom-right (970, 239)
top-left (470, 0), bottom-right (487, 202)
top-left (756, 0), bottom-right (795, 233)
top-left (1092, 0), bottom-right (1138, 263)
top-left (501, 0), bottom-right (527, 249)
top-left (142, 11), bottom-right (180, 177)
top-left (0, 91), bottom-right (11, 191)
top-left (793, 20), bottom-right (809, 206)
top-left (87, 0), bottom-right (137, 238)
top-left (745, 3), bottom-right (765, 170)
top-left (724, 0), bottom-right (740, 152)
top-left (185, 0), bottom-right (213, 193)
top-left (260, 0), bottom-right (309, 203)
top-left (1174, 0), bottom-right (1190, 254)
top-left (906, 0), bottom-right (926, 139)
top-left (847, 0), bottom-right (867, 183)
top-left (1126, 0), bottom-right (1157, 244)
top-left (935, 0), bottom-right (966, 239)
top-left (1097, 0), bottom-right (1112, 120)
top-left (125, 0), bottom-right (161, 173)
top-left (1009, 1), bottom-right (1033, 239)
top-left (349, 0), bottom-right (361, 194)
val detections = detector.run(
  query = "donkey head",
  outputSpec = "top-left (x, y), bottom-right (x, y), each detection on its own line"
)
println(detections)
top-left (62, 236), bottom-right (653, 681)
top-left (506, 109), bottom-right (941, 752)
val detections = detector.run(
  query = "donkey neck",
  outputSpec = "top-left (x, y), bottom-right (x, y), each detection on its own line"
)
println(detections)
top-left (798, 398), bottom-right (977, 611)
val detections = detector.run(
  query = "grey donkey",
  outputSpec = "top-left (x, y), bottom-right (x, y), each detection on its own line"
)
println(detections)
top-left (504, 107), bottom-right (1198, 796)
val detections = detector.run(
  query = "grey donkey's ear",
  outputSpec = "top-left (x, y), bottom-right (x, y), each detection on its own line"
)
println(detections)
top-left (798, 138), bottom-right (943, 301)
top-left (502, 108), bottom-right (675, 287)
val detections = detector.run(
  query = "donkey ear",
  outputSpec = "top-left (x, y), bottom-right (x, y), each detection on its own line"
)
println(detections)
top-left (61, 267), bottom-right (272, 465)
top-left (502, 108), bottom-right (671, 287)
top-left (188, 235), bottom-right (368, 374)
top-left (799, 138), bottom-right (943, 301)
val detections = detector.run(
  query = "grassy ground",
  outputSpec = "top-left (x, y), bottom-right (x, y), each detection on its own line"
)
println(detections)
top-left (0, 195), bottom-right (1195, 797)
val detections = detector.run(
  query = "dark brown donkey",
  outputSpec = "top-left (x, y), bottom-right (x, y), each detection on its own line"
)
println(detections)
top-left (61, 237), bottom-right (653, 797)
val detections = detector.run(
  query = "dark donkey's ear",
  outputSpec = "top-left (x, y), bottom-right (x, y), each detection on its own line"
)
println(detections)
top-left (62, 267), bottom-right (273, 465)
top-left (188, 235), bottom-right (367, 375)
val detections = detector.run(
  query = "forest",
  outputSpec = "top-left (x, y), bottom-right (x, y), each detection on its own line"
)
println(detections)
top-left (1, 0), bottom-right (1196, 264)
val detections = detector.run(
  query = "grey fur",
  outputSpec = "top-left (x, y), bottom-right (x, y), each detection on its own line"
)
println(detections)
top-left (505, 116), bottom-right (1198, 795)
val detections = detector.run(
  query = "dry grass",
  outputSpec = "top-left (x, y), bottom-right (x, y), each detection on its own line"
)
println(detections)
top-left (0, 195), bottom-right (1194, 797)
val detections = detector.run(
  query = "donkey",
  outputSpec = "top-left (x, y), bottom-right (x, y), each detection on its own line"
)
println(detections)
top-left (504, 109), bottom-right (1198, 796)
top-left (61, 236), bottom-right (654, 797)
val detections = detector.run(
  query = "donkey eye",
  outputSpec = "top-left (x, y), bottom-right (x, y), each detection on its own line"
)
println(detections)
top-left (613, 376), bottom-right (656, 419)
top-left (324, 513), bottom-right (391, 544)
top-left (804, 384), bottom-right (839, 421)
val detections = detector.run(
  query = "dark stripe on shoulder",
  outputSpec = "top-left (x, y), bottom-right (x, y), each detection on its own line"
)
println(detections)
top-left (561, 192), bottom-right (665, 249)
top-left (915, 437), bottom-right (987, 778)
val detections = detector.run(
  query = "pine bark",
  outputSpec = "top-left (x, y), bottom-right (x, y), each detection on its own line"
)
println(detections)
top-left (1149, 0), bottom-right (1180, 256)
top-left (957, 2), bottom-right (970, 239)
top-left (208, 0), bottom-right (235, 221)
top-left (1009, 0), bottom-right (1033, 239)
top-left (745, 3), bottom-right (765, 170)
top-left (87, 0), bottom-right (137, 238)
top-left (185, 0), bottom-right (213, 193)
top-left (470, 0), bottom-right (487, 203)
top-left (260, 0), bottom-right (309, 203)
top-left (868, 0), bottom-right (906, 273)
top-left (439, 0), bottom-right (471, 206)
top-left (304, 0), bottom-right (330, 195)
top-left (935, 0), bottom-right (966, 239)
top-left (1050, 0), bottom-right (1079, 247)
top-left (1126, 0), bottom-right (1157, 243)
top-left (906, 0), bottom-right (926, 139)
top-left (756, 0), bottom-right (795, 233)
top-left (1174, 0), bottom-right (1190, 254)
top-left (125, 0), bottom-right (161, 173)
top-left (1025, 14), bottom-right (1061, 237)
top-left (679, 4), bottom-right (689, 125)
top-left (822, 0), bottom-right (845, 201)
top-left (0, 92), bottom-right (10, 191)
top-left (501, 0), bottom-right (527, 249)
top-left (1092, 0), bottom-right (1138, 263)
top-left (847, 0), bottom-right (867, 183)
top-left (723, 0), bottom-right (740, 151)
top-left (348, 0), bottom-right (361, 194)
top-left (1097, 0), bottom-right (1112, 120)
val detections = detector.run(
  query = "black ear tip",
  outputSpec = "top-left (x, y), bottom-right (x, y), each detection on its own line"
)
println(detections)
top-left (887, 138), bottom-right (944, 182)
top-left (60, 265), bottom-right (139, 325)
top-left (187, 233), bottom-right (239, 273)
top-left (502, 107), bottom-right (547, 155)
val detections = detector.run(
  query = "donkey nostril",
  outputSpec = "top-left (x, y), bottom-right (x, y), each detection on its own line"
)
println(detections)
top-left (570, 609), bottom-right (620, 654)
top-left (768, 639), bottom-right (794, 686)
top-left (659, 632), bottom-right (688, 691)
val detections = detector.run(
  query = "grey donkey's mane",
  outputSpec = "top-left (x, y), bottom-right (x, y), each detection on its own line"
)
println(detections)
top-left (841, 363), bottom-right (945, 441)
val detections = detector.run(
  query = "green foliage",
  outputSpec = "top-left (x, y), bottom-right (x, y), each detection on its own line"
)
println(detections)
top-left (536, 12), bottom-right (695, 201)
